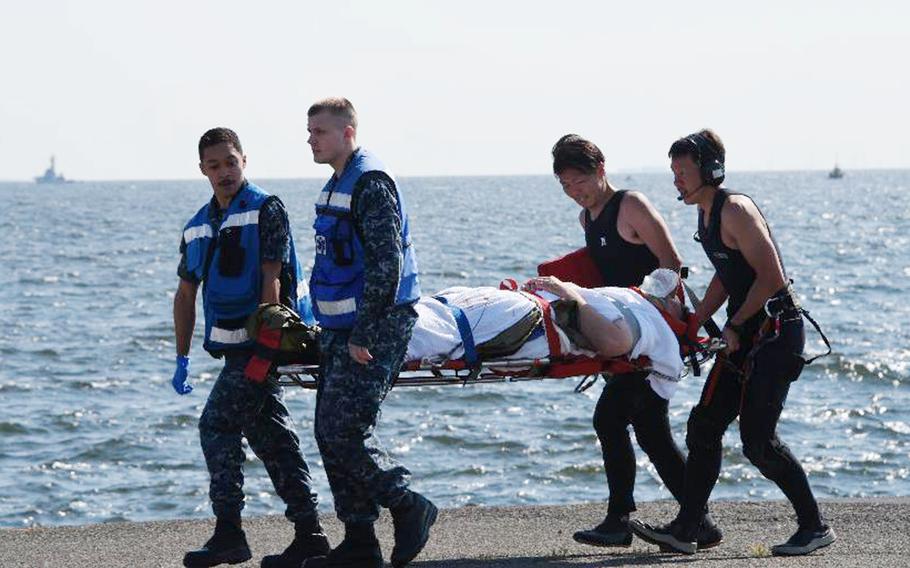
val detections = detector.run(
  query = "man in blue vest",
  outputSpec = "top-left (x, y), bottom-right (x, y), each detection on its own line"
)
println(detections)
top-left (630, 129), bottom-right (835, 556)
top-left (305, 98), bottom-right (436, 568)
top-left (551, 135), bottom-right (725, 551)
top-left (172, 128), bottom-right (327, 568)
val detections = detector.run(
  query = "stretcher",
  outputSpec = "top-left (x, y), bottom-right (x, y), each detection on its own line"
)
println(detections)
top-left (276, 249), bottom-right (726, 391)
top-left (276, 337), bottom-right (723, 392)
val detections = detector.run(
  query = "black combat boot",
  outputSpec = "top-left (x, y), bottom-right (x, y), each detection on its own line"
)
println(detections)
top-left (183, 515), bottom-right (252, 567)
top-left (303, 522), bottom-right (382, 568)
top-left (260, 516), bottom-right (331, 568)
top-left (390, 491), bottom-right (438, 567)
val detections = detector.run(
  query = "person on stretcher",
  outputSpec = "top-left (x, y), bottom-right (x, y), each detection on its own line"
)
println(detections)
top-left (405, 268), bottom-right (686, 398)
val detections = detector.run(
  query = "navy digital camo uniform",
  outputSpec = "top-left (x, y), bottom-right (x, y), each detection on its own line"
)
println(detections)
top-left (314, 172), bottom-right (418, 524)
top-left (178, 186), bottom-right (319, 523)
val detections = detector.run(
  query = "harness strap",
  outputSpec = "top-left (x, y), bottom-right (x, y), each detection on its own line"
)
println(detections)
top-left (800, 309), bottom-right (832, 364)
top-left (762, 284), bottom-right (832, 365)
top-left (524, 292), bottom-right (563, 358)
top-left (433, 295), bottom-right (480, 366)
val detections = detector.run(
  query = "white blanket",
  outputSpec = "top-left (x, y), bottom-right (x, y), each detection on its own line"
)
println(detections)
top-left (406, 286), bottom-right (684, 399)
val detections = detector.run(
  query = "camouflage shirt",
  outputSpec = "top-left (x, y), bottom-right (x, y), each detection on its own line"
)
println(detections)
top-left (178, 181), bottom-right (295, 306)
top-left (348, 171), bottom-right (411, 349)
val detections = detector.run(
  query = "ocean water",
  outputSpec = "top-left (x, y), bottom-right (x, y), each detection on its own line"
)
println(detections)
top-left (1, 170), bottom-right (908, 528)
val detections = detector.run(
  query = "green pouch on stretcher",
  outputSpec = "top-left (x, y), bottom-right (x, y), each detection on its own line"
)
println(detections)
top-left (244, 304), bottom-right (321, 381)
top-left (475, 304), bottom-right (543, 359)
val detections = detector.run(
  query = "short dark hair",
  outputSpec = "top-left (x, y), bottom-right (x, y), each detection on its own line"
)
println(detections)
top-left (307, 97), bottom-right (358, 129)
top-left (668, 128), bottom-right (725, 164)
top-left (198, 127), bottom-right (243, 161)
top-left (552, 134), bottom-right (605, 175)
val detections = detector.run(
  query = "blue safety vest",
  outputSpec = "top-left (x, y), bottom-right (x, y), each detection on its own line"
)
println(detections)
top-left (310, 148), bottom-right (420, 329)
top-left (182, 182), bottom-right (314, 355)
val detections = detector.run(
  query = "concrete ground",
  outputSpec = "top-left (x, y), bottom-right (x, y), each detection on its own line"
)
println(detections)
top-left (2, 499), bottom-right (907, 567)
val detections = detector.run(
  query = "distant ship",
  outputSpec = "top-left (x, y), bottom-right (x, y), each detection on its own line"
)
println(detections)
top-left (34, 156), bottom-right (68, 184)
top-left (828, 163), bottom-right (844, 179)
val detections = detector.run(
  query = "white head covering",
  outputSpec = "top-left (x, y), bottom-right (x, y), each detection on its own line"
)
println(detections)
top-left (639, 268), bottom-right (680, 300)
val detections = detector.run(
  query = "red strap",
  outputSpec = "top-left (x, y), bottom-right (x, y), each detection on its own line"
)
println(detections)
top-left (702, 356), bottom-right (724, 405)
top-left (257, 327), bottom-right (282, 349)
top-left (684, 312), bottom-right (702, 353)
top-left (526, 292), bottom-right (562, 358)
top-left (539, 355), bottom-right (651, 378)
top-left (244, 328), bottom-right (282, 383)
top-left (542, 358), bottom-right (602, 377)
top-left (244, 356), bottom-right (272, 383)
top-left (499, 278), bottom-right (518, 291)
top-left (630, 286), bottom-right (692, 338)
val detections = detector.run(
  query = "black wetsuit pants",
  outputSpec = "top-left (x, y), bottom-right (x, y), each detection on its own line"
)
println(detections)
top-left (594, 372), bottom-right (686, 516)
top-left (676, 316), bottom-right (823, 531)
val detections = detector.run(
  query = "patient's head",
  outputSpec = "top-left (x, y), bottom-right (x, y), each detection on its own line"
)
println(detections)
top-left (640, 293), bottom-right (684, 321)
top-left (663, 296), bottom-right (684, 320)
top-left (640, 268), bottom-right (684, 319)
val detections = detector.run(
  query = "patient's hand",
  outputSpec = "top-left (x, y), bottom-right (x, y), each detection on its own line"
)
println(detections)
top-left (523, 276), bottom-right (585, 303)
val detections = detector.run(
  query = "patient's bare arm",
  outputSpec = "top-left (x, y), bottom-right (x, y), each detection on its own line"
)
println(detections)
top-left (523, 276), bottom-right (634, 358)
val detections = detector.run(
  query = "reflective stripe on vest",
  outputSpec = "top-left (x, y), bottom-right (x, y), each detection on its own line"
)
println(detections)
top-left (316, 297), bottom-right (357, 317)
top-left (183, 224), bottom-right (213, 244)
top-left (316, 190), bottom-right (352, 210)
top-left (221, 210), bottom-right (259, 229)
top-left (210, 326), bottom-right (250, 345)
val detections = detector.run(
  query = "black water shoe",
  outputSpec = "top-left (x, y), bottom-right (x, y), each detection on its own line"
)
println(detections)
top-left (771, 525), bottom-right (836, 556)
top-left (656, 514), bottom-right (722, 552)
top-left (303, 523), bottom-right (382, 568)
top-left (390, 491), bottom-right (438, 567)
top-left (696, 513), bottom-right (723, 550)
top-left (572, 514), bottom-right (632, 547)
top-left (629, 518), bottom-right (697, 555)
top-left (261, 519), bottom-right (331, 568)
top-left (183, 517), bottom-right (252, 567)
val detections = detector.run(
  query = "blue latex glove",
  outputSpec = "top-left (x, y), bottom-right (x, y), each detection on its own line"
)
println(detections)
top-left (171, 355), bottom-right (193, 395)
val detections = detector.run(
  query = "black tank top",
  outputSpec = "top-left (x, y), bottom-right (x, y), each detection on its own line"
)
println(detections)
top-left (584, 190), bottom-right (659, 287)
top-left (698, 189), bottom-right (785, 323)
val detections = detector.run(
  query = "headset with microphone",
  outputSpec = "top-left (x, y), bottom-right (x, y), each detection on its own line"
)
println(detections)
top-left (671, 131), bottom-right (725, 200)
top-left (686, 132), bottom-right (726, 186)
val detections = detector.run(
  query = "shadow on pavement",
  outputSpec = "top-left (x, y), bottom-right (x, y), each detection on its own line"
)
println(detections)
top-left (415, 551), bottom-right (723, 567)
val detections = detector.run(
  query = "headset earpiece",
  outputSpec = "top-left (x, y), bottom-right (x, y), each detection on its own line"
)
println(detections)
top-left (687, 133), bottom-right (725, 185)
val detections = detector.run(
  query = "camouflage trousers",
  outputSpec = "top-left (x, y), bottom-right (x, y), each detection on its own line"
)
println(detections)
top-left (199, 352), bottom-right (319, 522)
top-left (315, 311), bottom-right (416, 524)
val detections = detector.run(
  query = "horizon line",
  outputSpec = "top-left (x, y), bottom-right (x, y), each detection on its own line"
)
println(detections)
top-left (2, 165), bottom-right (909, 184)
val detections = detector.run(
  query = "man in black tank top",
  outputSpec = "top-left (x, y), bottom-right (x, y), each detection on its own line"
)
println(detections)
top-left (630, 130), bottom-right (835, 556)
top-left (550, 135), bottom-right (727, 549)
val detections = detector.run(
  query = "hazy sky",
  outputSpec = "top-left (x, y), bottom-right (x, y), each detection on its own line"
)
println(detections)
top-left (1, 0), bottom-right (907, 180)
